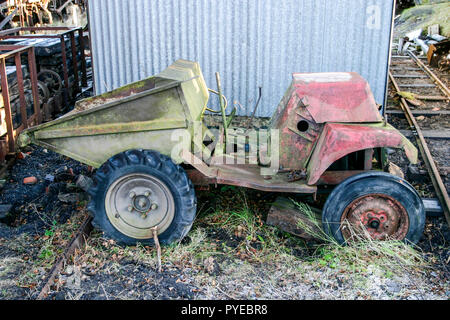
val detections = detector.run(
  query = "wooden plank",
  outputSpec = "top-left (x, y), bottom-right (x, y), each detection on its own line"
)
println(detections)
top-left (266, 197), bottom-right (322, 240)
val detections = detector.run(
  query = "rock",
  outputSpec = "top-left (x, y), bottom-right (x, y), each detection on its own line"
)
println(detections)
top-left (64, 265), bottom-right (74, 275)
top-left (203, 257), bottom-right (219, 274)
top-left (17, 152), bottom-right (27, 160)
top-left (386, 281), bottom-right (401, 294)
top-left (66, 266), bottom-right (82, 290)
top-left (58, 193), bottom-right (80, 204)
top-left (76, 175), bottom-right (93, 192)
top-left (23, 176), bottom-right (38, 185)
top-left (407, 164), bottom-right (426, 182)
top-left (44, 174), bottom-right (55, 182)
top-left (0, 204), bottom-right (12, 220)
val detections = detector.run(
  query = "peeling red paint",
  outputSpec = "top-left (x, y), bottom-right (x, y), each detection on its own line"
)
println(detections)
top-left (293, 72), bottom-right (383, 123)
top-left (306, 123), bottom-right (418, 185)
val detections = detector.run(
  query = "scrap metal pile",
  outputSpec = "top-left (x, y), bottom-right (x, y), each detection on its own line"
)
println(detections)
top-left (0, 0), bottom-right (87, 28)
top-left (398, 25), bottom-right (450, 71)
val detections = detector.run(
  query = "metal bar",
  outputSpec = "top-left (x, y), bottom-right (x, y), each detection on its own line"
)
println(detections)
top-left (78, 28), bottom-right (87, 87)
top-left (37, 215), bottom-right (93, 300)
top-left (216, 72), bottom-right (228, 144)
top-left (56, 0), bottom-right (73, 14)
top-left (60, 34), bottom-right (69, 92)
top-left (70, 31), bottom-right (80, 93)
top-left (398, 84), bottom-right (436, 88)
top-left (392, 74), bottom-right (428, 78)
top-left (387, 110), bottom-right (450, 116)
top-left (0, 34), bottom-right (62, 39)
top-left (0, 44), bottom-right (34, 59)
top-left (0, 58), bottom-right (15, 152)
top-left (390, 67), bottom-right (422, 71)
top-left (28, 47), bottom-right (41, 125)
top-left (0, 26), bottom-right (72, 36)
top-left (15, 52), bottom-right (28, 129)
top-left (0, 8), bottom-right (18, 30)
top-left (389, 72), bottom-right (450, 227)
top-left (399, 130), bottom-right (450, 140)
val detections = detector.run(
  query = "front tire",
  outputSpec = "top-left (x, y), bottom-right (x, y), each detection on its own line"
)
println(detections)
top-left (87, 150), bottom-right (197, 246)
top-left (322, 172), bottom-right (425, 245)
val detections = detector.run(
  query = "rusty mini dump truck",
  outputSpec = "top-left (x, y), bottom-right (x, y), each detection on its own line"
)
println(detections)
top-left (18, 60), bottom-right (425, 245)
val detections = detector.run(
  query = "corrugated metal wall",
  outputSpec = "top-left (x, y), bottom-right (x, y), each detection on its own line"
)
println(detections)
top-left (88, 0), bottom-right (395, 117)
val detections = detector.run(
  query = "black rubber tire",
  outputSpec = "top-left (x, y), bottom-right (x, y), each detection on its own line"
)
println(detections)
top-left (87, 150), bottom-right (197, 246)
top-left (322, 172), bottom-right (425, 245)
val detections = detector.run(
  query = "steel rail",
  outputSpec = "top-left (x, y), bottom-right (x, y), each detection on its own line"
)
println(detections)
top-left (389, 72), bottom-right (450, 227)
top-left (407, 51), bottom-right (450, 98)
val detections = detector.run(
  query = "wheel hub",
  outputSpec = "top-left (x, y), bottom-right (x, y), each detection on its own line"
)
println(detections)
top-left (341, 194), bottom-right (409, 241)
top-left (130, 193), bottom-right (153, 214)
top-left (105, 173), bottom-right (175, 239)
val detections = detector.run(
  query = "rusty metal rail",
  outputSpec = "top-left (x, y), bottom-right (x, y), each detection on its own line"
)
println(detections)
top-left (389, 70), bottom-right (450, 227)
top-left (37, 214), bottom-right (93, 300)
top-left (407, 51), bottom-right (450, 99)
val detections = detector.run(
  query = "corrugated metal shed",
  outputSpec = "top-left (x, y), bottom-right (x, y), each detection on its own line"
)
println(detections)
top-left (87, 0), bottom-right (395, 117)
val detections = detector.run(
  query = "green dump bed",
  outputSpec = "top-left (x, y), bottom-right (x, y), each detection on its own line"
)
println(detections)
top-left (18, 60), bottom-right (209, 168)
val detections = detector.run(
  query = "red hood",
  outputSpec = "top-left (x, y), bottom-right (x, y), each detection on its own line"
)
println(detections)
top-left (293, 72), bottom-right (383, 123)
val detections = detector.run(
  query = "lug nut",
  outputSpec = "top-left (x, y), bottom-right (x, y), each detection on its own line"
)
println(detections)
top-left (128, 206), bottom-right (133, 212)
top-left (151, 203), bottom-right (158, 210)
top-left (144, 191), bottom-right (151, 197)
top-left (129, 191), bottom-right (136, 199)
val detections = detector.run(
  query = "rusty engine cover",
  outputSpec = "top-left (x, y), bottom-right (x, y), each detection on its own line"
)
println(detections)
top-left (270, 72), bottom-right (384, 171)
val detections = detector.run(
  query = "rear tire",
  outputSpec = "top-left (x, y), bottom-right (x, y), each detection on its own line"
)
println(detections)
top-left (87, 150), bottom-right (197, 246)
top-left (322, 172), bottom-right (425, 245)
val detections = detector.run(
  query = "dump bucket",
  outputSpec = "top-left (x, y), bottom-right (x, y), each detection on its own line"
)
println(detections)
top-left (18, 60), bottom-right (209, 168)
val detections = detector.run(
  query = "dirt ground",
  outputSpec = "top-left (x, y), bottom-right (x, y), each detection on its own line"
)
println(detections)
top-left (0, 147), bottom-right (448, 300)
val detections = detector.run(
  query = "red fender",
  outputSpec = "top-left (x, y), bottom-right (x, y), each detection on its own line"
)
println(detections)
top-left (306, 123), bottom-right (418, 185)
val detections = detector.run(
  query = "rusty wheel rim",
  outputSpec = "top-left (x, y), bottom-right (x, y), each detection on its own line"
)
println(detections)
top-left (340, 194), bottom-right (409, 241)
top-left (105, 173), bottom-right (175, 239)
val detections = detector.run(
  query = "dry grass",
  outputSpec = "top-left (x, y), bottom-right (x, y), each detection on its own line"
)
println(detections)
top-left (33, 188), bottom-right (448, 300)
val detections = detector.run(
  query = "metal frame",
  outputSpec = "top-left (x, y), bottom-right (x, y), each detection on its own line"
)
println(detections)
top-left (0, 44), bottom-right (40, 160)
top-left (0, 26), bottom-right (88, 95)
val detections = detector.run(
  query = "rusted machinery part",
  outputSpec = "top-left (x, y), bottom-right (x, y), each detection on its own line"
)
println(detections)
top-left (37, 80), bottom-right (50, 104)
top-left (206, 88), bottom-right (228, 113)
top-left (37, 69), bottom-right (63, 94)
top-left (322, 172), bottom-right (425, 245)
top-left (340, 194), bottom-right (409, 241)
top-left (87, 150), bottom-right (197, 245)
top-left (389, 72), bottom-right (450, 227)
